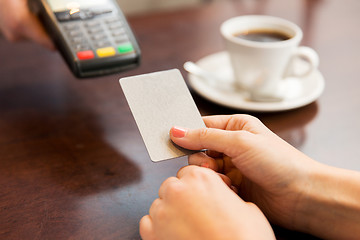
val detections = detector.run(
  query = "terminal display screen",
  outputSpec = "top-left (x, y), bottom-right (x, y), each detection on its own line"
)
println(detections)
top-left (47, 0), bottom-right (111, 11)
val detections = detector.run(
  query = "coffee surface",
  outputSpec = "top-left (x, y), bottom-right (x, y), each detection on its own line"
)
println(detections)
top-left (234, 29), bottom-right (291, 42)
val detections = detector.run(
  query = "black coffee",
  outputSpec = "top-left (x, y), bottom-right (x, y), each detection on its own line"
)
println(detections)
top-left (234, 29), bottom-right (292, 42)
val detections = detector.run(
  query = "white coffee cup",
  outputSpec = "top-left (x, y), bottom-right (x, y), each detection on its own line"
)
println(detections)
top-left (220, 15), bottom-right (319, 102)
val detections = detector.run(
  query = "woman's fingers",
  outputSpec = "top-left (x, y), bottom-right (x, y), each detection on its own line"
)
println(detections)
top-left (139, 215), bottom-right (157, 240)
top-left (188, 152), bottom-right (219, 171)
top-left (170, 126), bottom-right (253, 158)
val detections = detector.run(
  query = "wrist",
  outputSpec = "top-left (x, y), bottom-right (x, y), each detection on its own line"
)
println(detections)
top-left (293, 162), bottom-right (360, 239)
top-left (291, 161), bottom-right (328, 233)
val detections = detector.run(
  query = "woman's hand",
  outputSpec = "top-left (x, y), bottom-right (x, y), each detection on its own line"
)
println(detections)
top-left (0, 0), bottom-right (54, 50)
top-left (170, 114), bottom-right (360, 239)
top-left (140, 165), bottom-right (275, 240)
top-left (170, 114), bottom-right (318, 230)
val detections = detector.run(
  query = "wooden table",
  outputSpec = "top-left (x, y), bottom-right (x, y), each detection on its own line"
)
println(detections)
top-left (1, 0), bottom-right (359, 239)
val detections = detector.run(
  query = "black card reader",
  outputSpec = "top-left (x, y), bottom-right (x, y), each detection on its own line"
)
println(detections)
top-left (30, 0), bottom-right (141, 78)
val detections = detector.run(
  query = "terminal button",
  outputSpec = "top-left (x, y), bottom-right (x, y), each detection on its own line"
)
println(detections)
top-left (96, 47), bottom-right (116, 58)
top-left (118, 43), bottom-right (134, 54)
top-left (77, 50), bottom-right (95, 60)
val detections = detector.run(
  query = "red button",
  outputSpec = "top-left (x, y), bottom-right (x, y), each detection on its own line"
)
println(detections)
top-left (77, 50), bottom-right (95, 60)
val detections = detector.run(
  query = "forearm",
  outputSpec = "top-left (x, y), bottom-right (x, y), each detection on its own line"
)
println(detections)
top-left (295, 163), bottom-right (360, 239)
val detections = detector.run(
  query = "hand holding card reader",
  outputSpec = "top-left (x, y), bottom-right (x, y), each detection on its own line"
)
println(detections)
top-left (30, 0), bottom-right (141, 78)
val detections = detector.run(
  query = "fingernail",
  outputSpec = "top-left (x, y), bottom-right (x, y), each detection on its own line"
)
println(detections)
top-left (201, 162), bottom-right (210, 168)
top-left (171, 126), bottom-right (187, 138)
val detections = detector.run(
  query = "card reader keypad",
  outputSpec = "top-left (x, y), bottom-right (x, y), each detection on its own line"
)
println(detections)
top-left (61, 16), bottom-right (134, 61)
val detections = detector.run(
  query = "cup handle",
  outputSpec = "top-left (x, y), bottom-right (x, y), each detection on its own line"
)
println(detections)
top-left (284, 46), bottom-right (319, 78)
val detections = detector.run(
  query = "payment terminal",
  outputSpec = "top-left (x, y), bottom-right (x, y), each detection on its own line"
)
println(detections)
top-left (30, 0), bottom-right (141, 78)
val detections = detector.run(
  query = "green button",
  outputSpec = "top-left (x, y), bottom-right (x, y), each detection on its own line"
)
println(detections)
top-left (118, 43), bottom-right (134, 54)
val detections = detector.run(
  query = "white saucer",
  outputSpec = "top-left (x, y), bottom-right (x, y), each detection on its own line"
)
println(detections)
top-left (187, 51), bottom-right (325, 112)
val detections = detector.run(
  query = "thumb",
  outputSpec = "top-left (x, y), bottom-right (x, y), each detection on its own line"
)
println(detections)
top-left (170, 126), bottom-right (252, 157)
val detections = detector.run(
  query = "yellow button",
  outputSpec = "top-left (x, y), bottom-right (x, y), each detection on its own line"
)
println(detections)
top-left (96, 47), bottom-right (116, 58)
